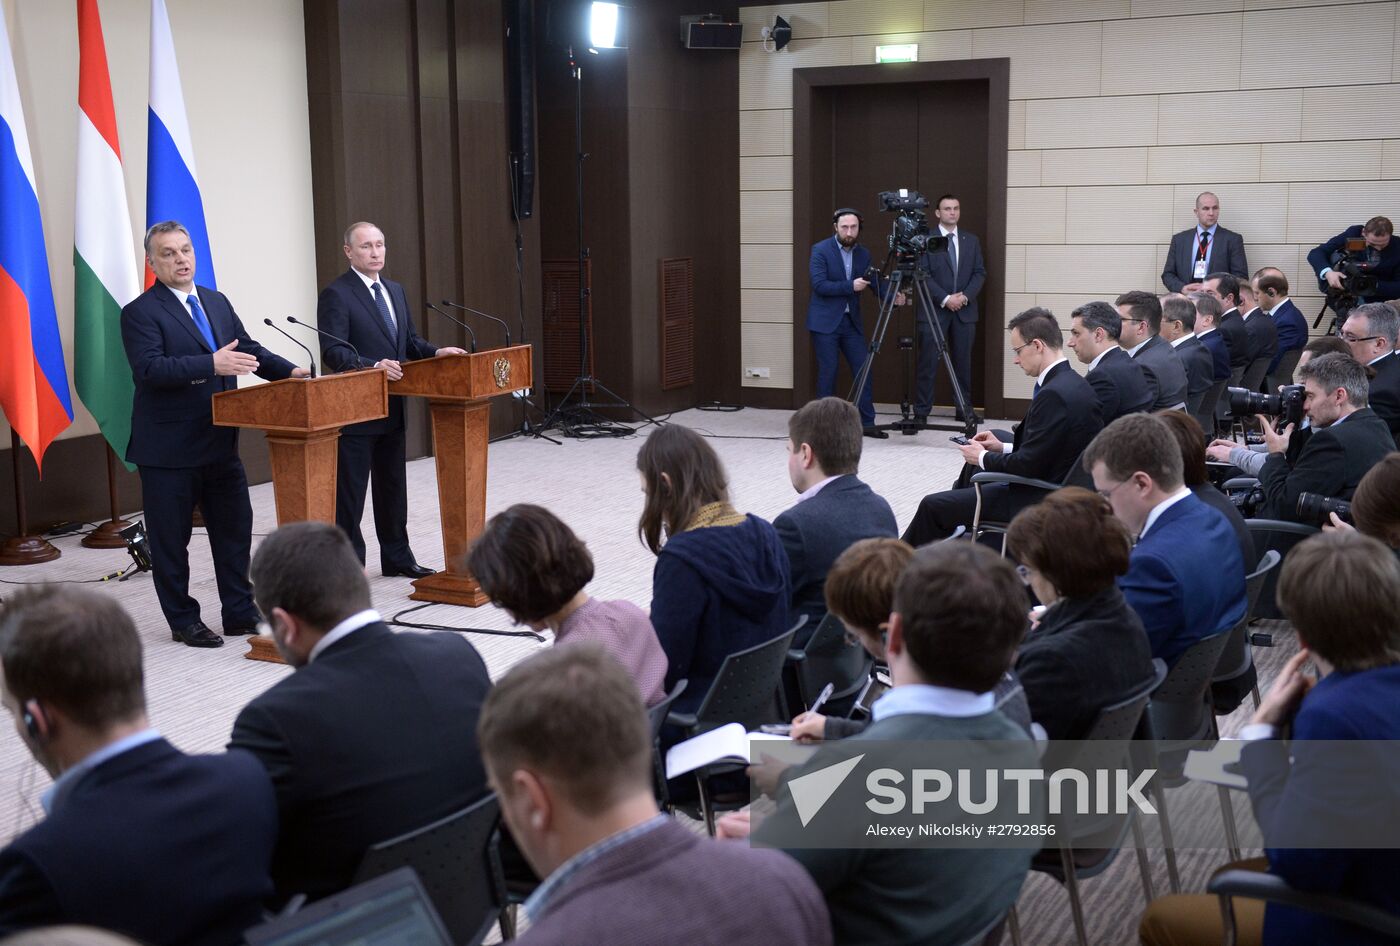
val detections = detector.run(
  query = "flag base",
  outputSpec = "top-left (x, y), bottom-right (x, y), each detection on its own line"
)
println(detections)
top-left (82, 517), bottom-right (134, 550)
top-left (0, 535), bottom-right (60, 566)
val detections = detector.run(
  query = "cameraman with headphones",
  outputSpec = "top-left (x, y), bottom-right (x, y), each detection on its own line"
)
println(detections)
top-left (1255, 353), bottom-right (1395, 522)
top-left (1307, 216), bottom-right (1400, 310)
top-left (808, 207), bottom-right (887, 438)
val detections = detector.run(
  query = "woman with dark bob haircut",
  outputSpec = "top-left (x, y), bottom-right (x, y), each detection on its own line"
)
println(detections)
top-left (468, 504), bottom-right (668, 705)
top-left (1005, 487), bottom-right (1156, 740)
top-left (637, 425), bottom-right (790, 720)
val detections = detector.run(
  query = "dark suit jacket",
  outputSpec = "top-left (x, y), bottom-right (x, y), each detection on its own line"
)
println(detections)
top-left (1162, 226), bottom-right (1248, 292)
top-left (1242, 309), bottom-right (1278, 366)
top-left (1197, 328), bottom-right (1231, 381)
top-left (1306, 225), bottom-right (1400, 299)
top-left (228, 621), bottom-right (492, 904)
top-left (1365, 351), bottom-right (1400, 442)
top-left (1120, 493), bottom-right (1246, 666)
top-left (1258, 408), bottom-right (1396, 522)
top-left (773, 475), bottom-right (897, 639)
top-left (317, 269), bottom-right (437, 436)
top-left (915, 230), bottom-right (987, 325)
top-left (807, 236), bottom-right (873, 334)
top-left (519, 819), bottom-right (831, 946)
top-left (0, 739), bottom-right (276, 945)
top-left (1268, 299), bottom-right (1309, 374)
top-left (1239, 664), bottom-right (1400, 946)
top-left (1128, 335), bottom-right (1189, 410)
top-left (121, 281), bottom-right (295, 468)
top-left (1087, 346), bottom-right (1153, 424)
top-left (1015, 586), bottom-right (1156, 742)
top-left (1218, 308), bottom-right (1251, 370)
top-left (982, 360), bottom-right (1103, 484)
top-left (1174, 335), bottom-right (1215, 413)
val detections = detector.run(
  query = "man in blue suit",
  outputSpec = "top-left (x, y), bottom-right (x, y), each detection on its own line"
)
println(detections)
top-left (774, 397), bottom-right (897, 643)
top-left (317, 222), bottom-right (465, 575)
top-left (908, 194), bottom-right (987, 423)
top-left (1254, 269), bottom-right (1308, 381)
top-left (808, 209), bottom-right (884, 437)
top-left (1307, 216), bottom-right (1400, 306)
top-left (1191, 293), bottom-right (1232, 383)
top-left (1084, 414), bottom-right (1245, 666)
top-left (0, 585), bottom-right (277, 942)
top-left (121, 221), bottom-right (309, 648)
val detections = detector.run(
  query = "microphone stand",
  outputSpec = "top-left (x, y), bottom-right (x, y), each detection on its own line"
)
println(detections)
top-left (424, 303), bottom-right (478, 353)
top-left (263, 318), bottom-right (318, 377)
top-left (287, 316), bottom-right (363, 371)
top-left (440, 301), bottom-right (560, 444)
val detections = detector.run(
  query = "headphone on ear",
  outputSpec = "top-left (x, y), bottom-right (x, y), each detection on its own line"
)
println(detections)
top-left (833, 208), bottom-right (863, 228)
top-left (21, 701), bottom-right (42, 742)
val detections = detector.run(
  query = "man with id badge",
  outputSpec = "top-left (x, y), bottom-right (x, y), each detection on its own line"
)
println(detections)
top-left (1162, 192), bottom-right (1249, 293)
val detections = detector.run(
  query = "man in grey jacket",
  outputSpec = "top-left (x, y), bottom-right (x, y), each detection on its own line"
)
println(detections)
top-left (1117, 290), bottom-right (1189, 410)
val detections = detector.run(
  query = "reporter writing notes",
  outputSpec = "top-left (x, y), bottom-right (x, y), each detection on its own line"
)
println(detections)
top-left (120, 221), bottom-right (308, 649)
top-left (1255, 353), bottom-right (1395, 523)
top-left (316, 221), bottom-right (466, 577)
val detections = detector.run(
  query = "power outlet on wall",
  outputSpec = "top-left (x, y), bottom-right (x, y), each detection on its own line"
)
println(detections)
top-left (745, 366), bottom-right (771, 379)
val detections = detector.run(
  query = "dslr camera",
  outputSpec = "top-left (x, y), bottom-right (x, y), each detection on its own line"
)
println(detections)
top-left (878, 189), bottom-right (947, 257)
top-left (1227, 383), bottom-right (1306, 429)
top-left (1327, 236), bottom-right (1381, 312)
top-left (1296, 491), bottom-right (1351, 526)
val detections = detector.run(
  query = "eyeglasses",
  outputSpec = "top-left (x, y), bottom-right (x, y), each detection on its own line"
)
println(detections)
top-left (1121, 317), bottom-right (1147, 324)
top-left (1096, 478), bottom-right (1133, 501)
top-left (1011, 339), bottom-right (1040, 355)
top-left (1340, 332), bottom-right (1381, 344)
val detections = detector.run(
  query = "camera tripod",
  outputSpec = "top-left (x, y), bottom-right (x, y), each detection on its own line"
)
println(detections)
top-left (848, 250), bottom-right (978, 438)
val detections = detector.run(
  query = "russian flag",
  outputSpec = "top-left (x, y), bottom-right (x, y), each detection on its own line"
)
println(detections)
top-left (144, 0), bottom-right (215, 290)
top-left (0, 5), bottom-right (74, 472)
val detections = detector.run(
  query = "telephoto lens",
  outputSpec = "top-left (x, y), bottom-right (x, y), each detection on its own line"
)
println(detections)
top-left (1296, 491), bottom-right (1351, 526)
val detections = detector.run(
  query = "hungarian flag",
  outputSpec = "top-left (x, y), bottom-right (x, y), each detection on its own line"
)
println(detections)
top-left (0, 5), bottom-right (74, 472)
top-left (74, 0), bottom-right (139, 467)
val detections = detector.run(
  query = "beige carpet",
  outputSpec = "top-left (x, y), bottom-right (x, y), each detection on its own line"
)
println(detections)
top-left (0, 404), bottom-right (1294, 945)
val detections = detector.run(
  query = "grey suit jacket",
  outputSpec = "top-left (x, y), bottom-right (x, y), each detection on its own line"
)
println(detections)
top-left (1161, 225), bottom-right (1248, 292)
top-left (1174, 335), bottom-right (1215, 413)
top-left (1129, 335), bottom-right (1189, 410)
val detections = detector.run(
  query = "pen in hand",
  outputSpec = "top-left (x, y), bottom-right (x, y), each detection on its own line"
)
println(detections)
top-left (809, 683), bottom-right (835, 716)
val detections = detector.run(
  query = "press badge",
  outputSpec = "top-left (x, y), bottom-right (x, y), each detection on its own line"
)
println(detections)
top-left (1193, 259), bottom-right (1208, 280)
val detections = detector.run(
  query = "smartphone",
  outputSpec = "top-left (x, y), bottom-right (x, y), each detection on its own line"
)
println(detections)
top-left (758, 723), bottom-right (792, 736)
top-left (950, 435), bottom-right (971, 445)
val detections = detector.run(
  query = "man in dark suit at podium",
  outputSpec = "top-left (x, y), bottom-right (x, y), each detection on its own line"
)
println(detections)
top-left (229, 522), bottom-right (492, 905)
top-left (317, 222), bottom-right (465, 577)
top-left (1161, 192), bottom-right (1248, 293)
top-left (120, 221), bottom-right (308, 649)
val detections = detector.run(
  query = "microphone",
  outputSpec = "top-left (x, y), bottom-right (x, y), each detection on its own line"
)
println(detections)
top-left (286, 316), bottom-right (363, 371)
top-left (441, 300), bottom-right (511, 348)
top-left (263, 318), bottom-right (317, 378)
top-left (423, 302), bottom-right (477, 353)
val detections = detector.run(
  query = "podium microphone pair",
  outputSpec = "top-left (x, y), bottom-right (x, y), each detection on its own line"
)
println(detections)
top-left (265, 316), bottom-right (362, 375)
top-left (428, 300), bottom-right (512, 349)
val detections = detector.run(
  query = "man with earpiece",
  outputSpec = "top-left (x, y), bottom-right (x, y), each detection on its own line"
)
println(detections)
top-left (0, 585), bottom-right (277, 942)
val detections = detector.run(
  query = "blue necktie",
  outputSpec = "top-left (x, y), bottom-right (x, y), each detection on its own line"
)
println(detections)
top-left (948, 233), bottom-right (958, 277)
top-left (1032, 381), bottom-right (1041, 399)
top-left (372, 282), bottom-right (397, 338)
top-left (187, 293), bottom-right (217, 351)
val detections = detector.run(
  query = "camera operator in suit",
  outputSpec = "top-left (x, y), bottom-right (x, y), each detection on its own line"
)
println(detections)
top-left (907, 194), bottom-right (986, 424)
top-left (1066, 300), bottom-right (1152, 424)
top-left (1161, 192), bottom-right (1248, 293)
top-left (317, 222), bottom-right (466, 577)
top-left (1115, 291), bottom-right (1188, 410)
top-left (1256, 353), bottom-right (1395, 522)
top-left (807, 209), bottom-right (885, 438)
top-left (1308, 216), bottom-right (1400, 308)
top-left (120, 221), bottom-right (308, 649)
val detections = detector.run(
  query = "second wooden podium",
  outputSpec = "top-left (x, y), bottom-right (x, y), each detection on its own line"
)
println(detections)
top-left (390, 345), bottom-right (533, 606)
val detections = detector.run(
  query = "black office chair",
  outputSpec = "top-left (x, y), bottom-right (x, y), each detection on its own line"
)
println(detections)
top-left (1018, 666), bottom-right (1164, 946)
top-left (1196, 379), bottom-right (1228, 437)
top-left (666, 620), bottom-right (802, 833)
top-left (353, 792), bottom-right (506, 946)
top-left (967, 469), bottom-right (1064, 555)
top-left (1208, 869), bottom-right (1400, 945)
top-left (784, 612), bottom-right (872, 720)
top-left (1240, 356), bottom-right (1271, 396)
top-left (1245, 519), bottom-right (1319, 621)
top-left (1267, 347), bottom-right (1303, 396)
top-left (647, 679), bottom-right (687, 807)
top-left (1143, 629), bottom-right (1237, 891)
top-left (1211, 549), bottom-right (1280, 714)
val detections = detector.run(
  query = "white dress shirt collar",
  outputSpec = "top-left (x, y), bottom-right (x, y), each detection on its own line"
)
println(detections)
top-left (1088, 347), bottom-right (1112, 371)
top-left (795, 474), bottom-right (841, 504)
top-left (1169, 332), bottom-right (1195, 348)
top-left (1140, 486), bottom-right (1194, 540)
top-left (1037, 356), bottom-right (1066, 387)
top-left (872, 683), bottom-right (995, 721)
top-left (308, 609), bottom-right (382, 663)
top-left (939, 224), bottom-right (957, 238)
top-left (1126, 337), bottom-right (1151, 357)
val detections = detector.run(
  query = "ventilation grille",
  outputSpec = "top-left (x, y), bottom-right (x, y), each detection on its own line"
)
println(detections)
top-left (660, 257), bottom-right (694, 390)
top-left (541, 259), bottom-right (593, 392)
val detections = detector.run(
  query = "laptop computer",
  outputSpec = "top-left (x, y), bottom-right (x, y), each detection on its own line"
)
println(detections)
top-left (244, 866), bottom-right (454, 946)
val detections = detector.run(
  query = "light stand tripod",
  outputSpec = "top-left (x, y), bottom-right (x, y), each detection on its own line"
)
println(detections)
top-left (849, 249), bottom-right (978, 438)
top-left (538, 45), bottom-right (660, 439)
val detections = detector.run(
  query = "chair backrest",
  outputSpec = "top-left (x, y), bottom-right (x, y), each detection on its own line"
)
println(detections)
top-left (647, 679), bottom-right (687, 741)
top-left (1270, 347), bottom-right (1303, 388)
top-left (1212, 548), bottom-right (1284, 687)
top-left (1241, 356), bottom-right (1271, 394)
top-left (1245, 520), bottom-right (1318, 619)
top-left (788, 612), bottom-right (872, 709)
top-left (353, 793), bottom-right (503, 946)
top-left (1082, 670), bottom-right (1160, 742)
top-left (1153, 630), bottom-right (1233, 704)
top-left (1244, 549), bottom-right (1281, 622)
top-left (1195, 379), bottom-right (1228, 435)
top-left (693, 622), bottom-right (800, 731)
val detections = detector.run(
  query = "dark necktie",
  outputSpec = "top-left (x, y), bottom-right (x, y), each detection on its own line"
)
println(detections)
top-left (1196, 230), bottom-right (1210, 261)
top-left (187, 293), bottom-right (217, 351)
top-left (372, 281), bottom-right (396, 337)
top-left (948, 233), bottom-right (958, 276)
top-left (1032, 381), bottom-right (1041, 399)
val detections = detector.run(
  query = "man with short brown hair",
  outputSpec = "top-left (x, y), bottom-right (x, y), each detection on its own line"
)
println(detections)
top-left (1116, 290), bottom-right (1189, 410)
top-left (479, 644), bottom-right (831, 946)
top-left (776, 397), bottom-right (896, 641)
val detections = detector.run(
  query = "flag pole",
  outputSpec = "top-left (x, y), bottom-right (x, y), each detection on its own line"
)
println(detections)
top-left (81, 443), bottom-right (132, 549)
top-left (0, 430), bottom-right (60, 565)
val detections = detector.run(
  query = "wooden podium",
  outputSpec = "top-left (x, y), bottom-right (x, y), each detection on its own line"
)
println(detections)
top-left (390, 345), bottom-right (533, 606)
top-left (213, 369), bottom-right (388, 662)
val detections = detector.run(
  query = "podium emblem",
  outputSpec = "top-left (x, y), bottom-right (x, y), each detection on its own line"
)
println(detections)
top-left (492, 357), bottom-right (511, 388)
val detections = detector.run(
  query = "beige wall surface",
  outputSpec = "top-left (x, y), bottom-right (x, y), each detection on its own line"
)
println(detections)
top-left (1, 0), bottom-right (315, 447)
top-left (738, 0), bottom-right (1400, 399)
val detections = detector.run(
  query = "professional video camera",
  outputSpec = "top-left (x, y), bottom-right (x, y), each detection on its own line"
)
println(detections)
top-left (1227, 383), bottom-right (1306, 429)
top-left (1325, 236), bottom-right (1381, 315)
top-left (1296, 491), bottom-right (1351, 526)
top-left (877, 189), bottom-right (947, 258)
